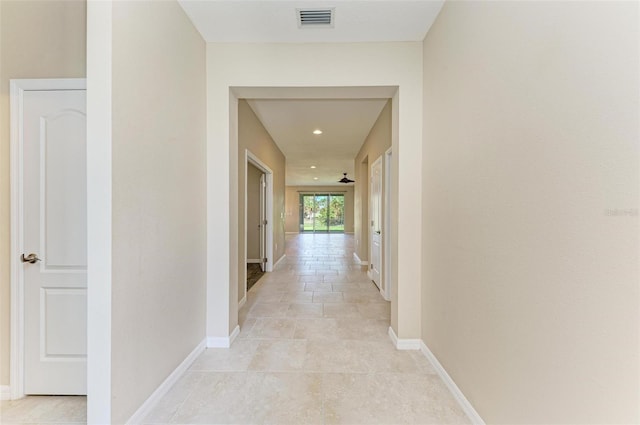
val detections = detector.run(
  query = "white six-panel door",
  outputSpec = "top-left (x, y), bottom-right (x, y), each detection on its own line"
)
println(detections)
top-left (20, 87), bottom-right (87, 395)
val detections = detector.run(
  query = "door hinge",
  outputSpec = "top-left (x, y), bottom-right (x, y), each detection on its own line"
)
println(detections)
top-left (370, 264), bottom-right (373, 269)
top-left (263, 219), bottom-right (268, 225)
top-left (263, 258), bottom-right (268, 263)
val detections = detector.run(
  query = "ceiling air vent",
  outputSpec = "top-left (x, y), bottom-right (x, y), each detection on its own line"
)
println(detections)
top-left (297, 8), bottom-right (334, 28)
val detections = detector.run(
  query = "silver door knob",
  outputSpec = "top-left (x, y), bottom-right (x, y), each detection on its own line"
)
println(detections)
top-left (21, 253), bottom-right (41, 264)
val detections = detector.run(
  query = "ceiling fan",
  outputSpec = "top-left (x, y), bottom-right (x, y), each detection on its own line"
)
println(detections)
top-left (338, 172), bottom-right (355, 184)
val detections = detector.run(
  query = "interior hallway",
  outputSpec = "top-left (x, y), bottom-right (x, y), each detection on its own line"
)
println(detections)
top-left (142, 234), bottom-right (469, 424)
top-left (0, 234), bottom-right (469, 424)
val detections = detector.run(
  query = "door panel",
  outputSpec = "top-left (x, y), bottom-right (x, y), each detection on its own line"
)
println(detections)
top-left (23, 89), bottom-right (87, 395)
top-left (314, 195), bottom-right (329, 232)
top-left (301, 194), bottom-right (314, 232)
top-left (329, 195), bottom-right (345, 232)
top-left (259, 174), bottom-right (266, 272)
top-left (42, 288), bottom-right (87, 356)
top-left (43, 110), bottom-right (87, 269)
top-left (370, 157), bottom-right (382, 288)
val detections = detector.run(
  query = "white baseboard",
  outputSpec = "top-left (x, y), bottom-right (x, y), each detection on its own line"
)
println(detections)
top-left (420, 341), bottom-right (485, 425)
top-left (125, 338), bottom-right (206, 425)
top-left (273, 254), bottom-right (286, 269)
top-left (238, 295), bottom-right (247, 309)
top-left (388, 327), bottom-right (421, 350)
top-left (247, 259), bottom-right (261, 264)
top-left (1, 385), bottom-right (10, 401)
top-left (206, 325), bottom-right (240, 348)
top-left (352, 252), bottom-right (368, 266)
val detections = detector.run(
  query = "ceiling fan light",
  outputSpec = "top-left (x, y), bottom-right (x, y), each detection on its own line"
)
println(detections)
top-left (338, 172), bottom-right (355, 184)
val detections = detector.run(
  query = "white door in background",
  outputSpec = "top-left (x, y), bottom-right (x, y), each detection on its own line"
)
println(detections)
top-left (22, 88), bottom-right (87, 395)
top-left (382, 148), bottom-right (392, 301)
top-left (370, 156), bottom-right (383, 288)
top-left (259, 173), bottom-right (267, 272)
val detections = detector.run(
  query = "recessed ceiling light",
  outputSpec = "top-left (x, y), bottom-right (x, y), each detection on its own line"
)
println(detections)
top-left (313, 129), bottom-right (323, 135)
top-left (310, 165), bottom-right (316, 169)
top-left (313, 177), bottom-right (319, 180)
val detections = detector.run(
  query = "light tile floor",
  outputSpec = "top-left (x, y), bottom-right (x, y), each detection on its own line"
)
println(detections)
top-left (0, 234), bottom-right (470, 425)
top-left (0, 395), bottom-right (86, 425)
top-left (144, 234), bottom-right (469, 425)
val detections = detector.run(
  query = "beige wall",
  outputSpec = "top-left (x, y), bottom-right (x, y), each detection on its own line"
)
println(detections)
top-left (0, 0), bottom-right (86, 388)
top-left (285, 186), bottom-right (355, 233)
top-left (354, 101), bottom-right (391, 262)
top-left (246, 163), bottom-right (262, 260)
top-left (421, 1), bottom-right (639, 423)
top-left (110, 1), bottom-right (206, 422)
top-left (238, 99), bottom-right (286, 302)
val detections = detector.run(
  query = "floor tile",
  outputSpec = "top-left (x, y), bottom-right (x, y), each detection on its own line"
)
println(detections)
top-left (312, 291), bottom-right (344, 303)
top-left (237, 317), bottom-right (257, 339)
top-left (247, 302), bottom-right (289, 318)
top-left (343, 291), bottom-right (386, 304)
top-left (248, 340), bottom-right (308, 371)
top-left (246, 318), bottom-right (296, 339)
top-left (357, 302), bottom-right (391, 319)
top-left (323, 373), bottom-right (470, 425)
top-left (304, 282), bottom-right (333, 292)
top-left (143, 371), bottom-right (204, 423)
top-left (286, 303), bottom-right (323, 318)
top-left (322, 303), bottom-right (361, 319)
top-left (189, 340), bottom-right (260, 372)
top-left (334, 318), bottom-right (390, 341)
top-left (279, 291), bottom-right (313, 303)
top-left (303, 340), bottom-right (371, 373)
top-left (293, 318), bottom-right (341, 340)
top-left (0, 396), bottom-right (86, 424)
top-left (331, 283), bottom-right (363, 292)
top-left (168, 372), bottom-right (260, 424)
top-left (252, 372), bottom-right (323, 424)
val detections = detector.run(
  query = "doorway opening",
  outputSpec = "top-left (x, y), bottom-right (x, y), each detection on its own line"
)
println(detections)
top-left (227, 86), bottom-right (402, 352)
top-left (243, 150), bottom-right (274, 303)
top-left (246, 162), bottom-right (266, 292)
top-left (299, 193), bottom-right (345, 233)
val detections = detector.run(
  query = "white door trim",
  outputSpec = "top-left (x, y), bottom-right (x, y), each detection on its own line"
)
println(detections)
top-left (383, 147), bottom-right (392, 301)
top-left (243, 149), bottom-right (274, 302)
top-left (9, 78), bottom-right (87, 399)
